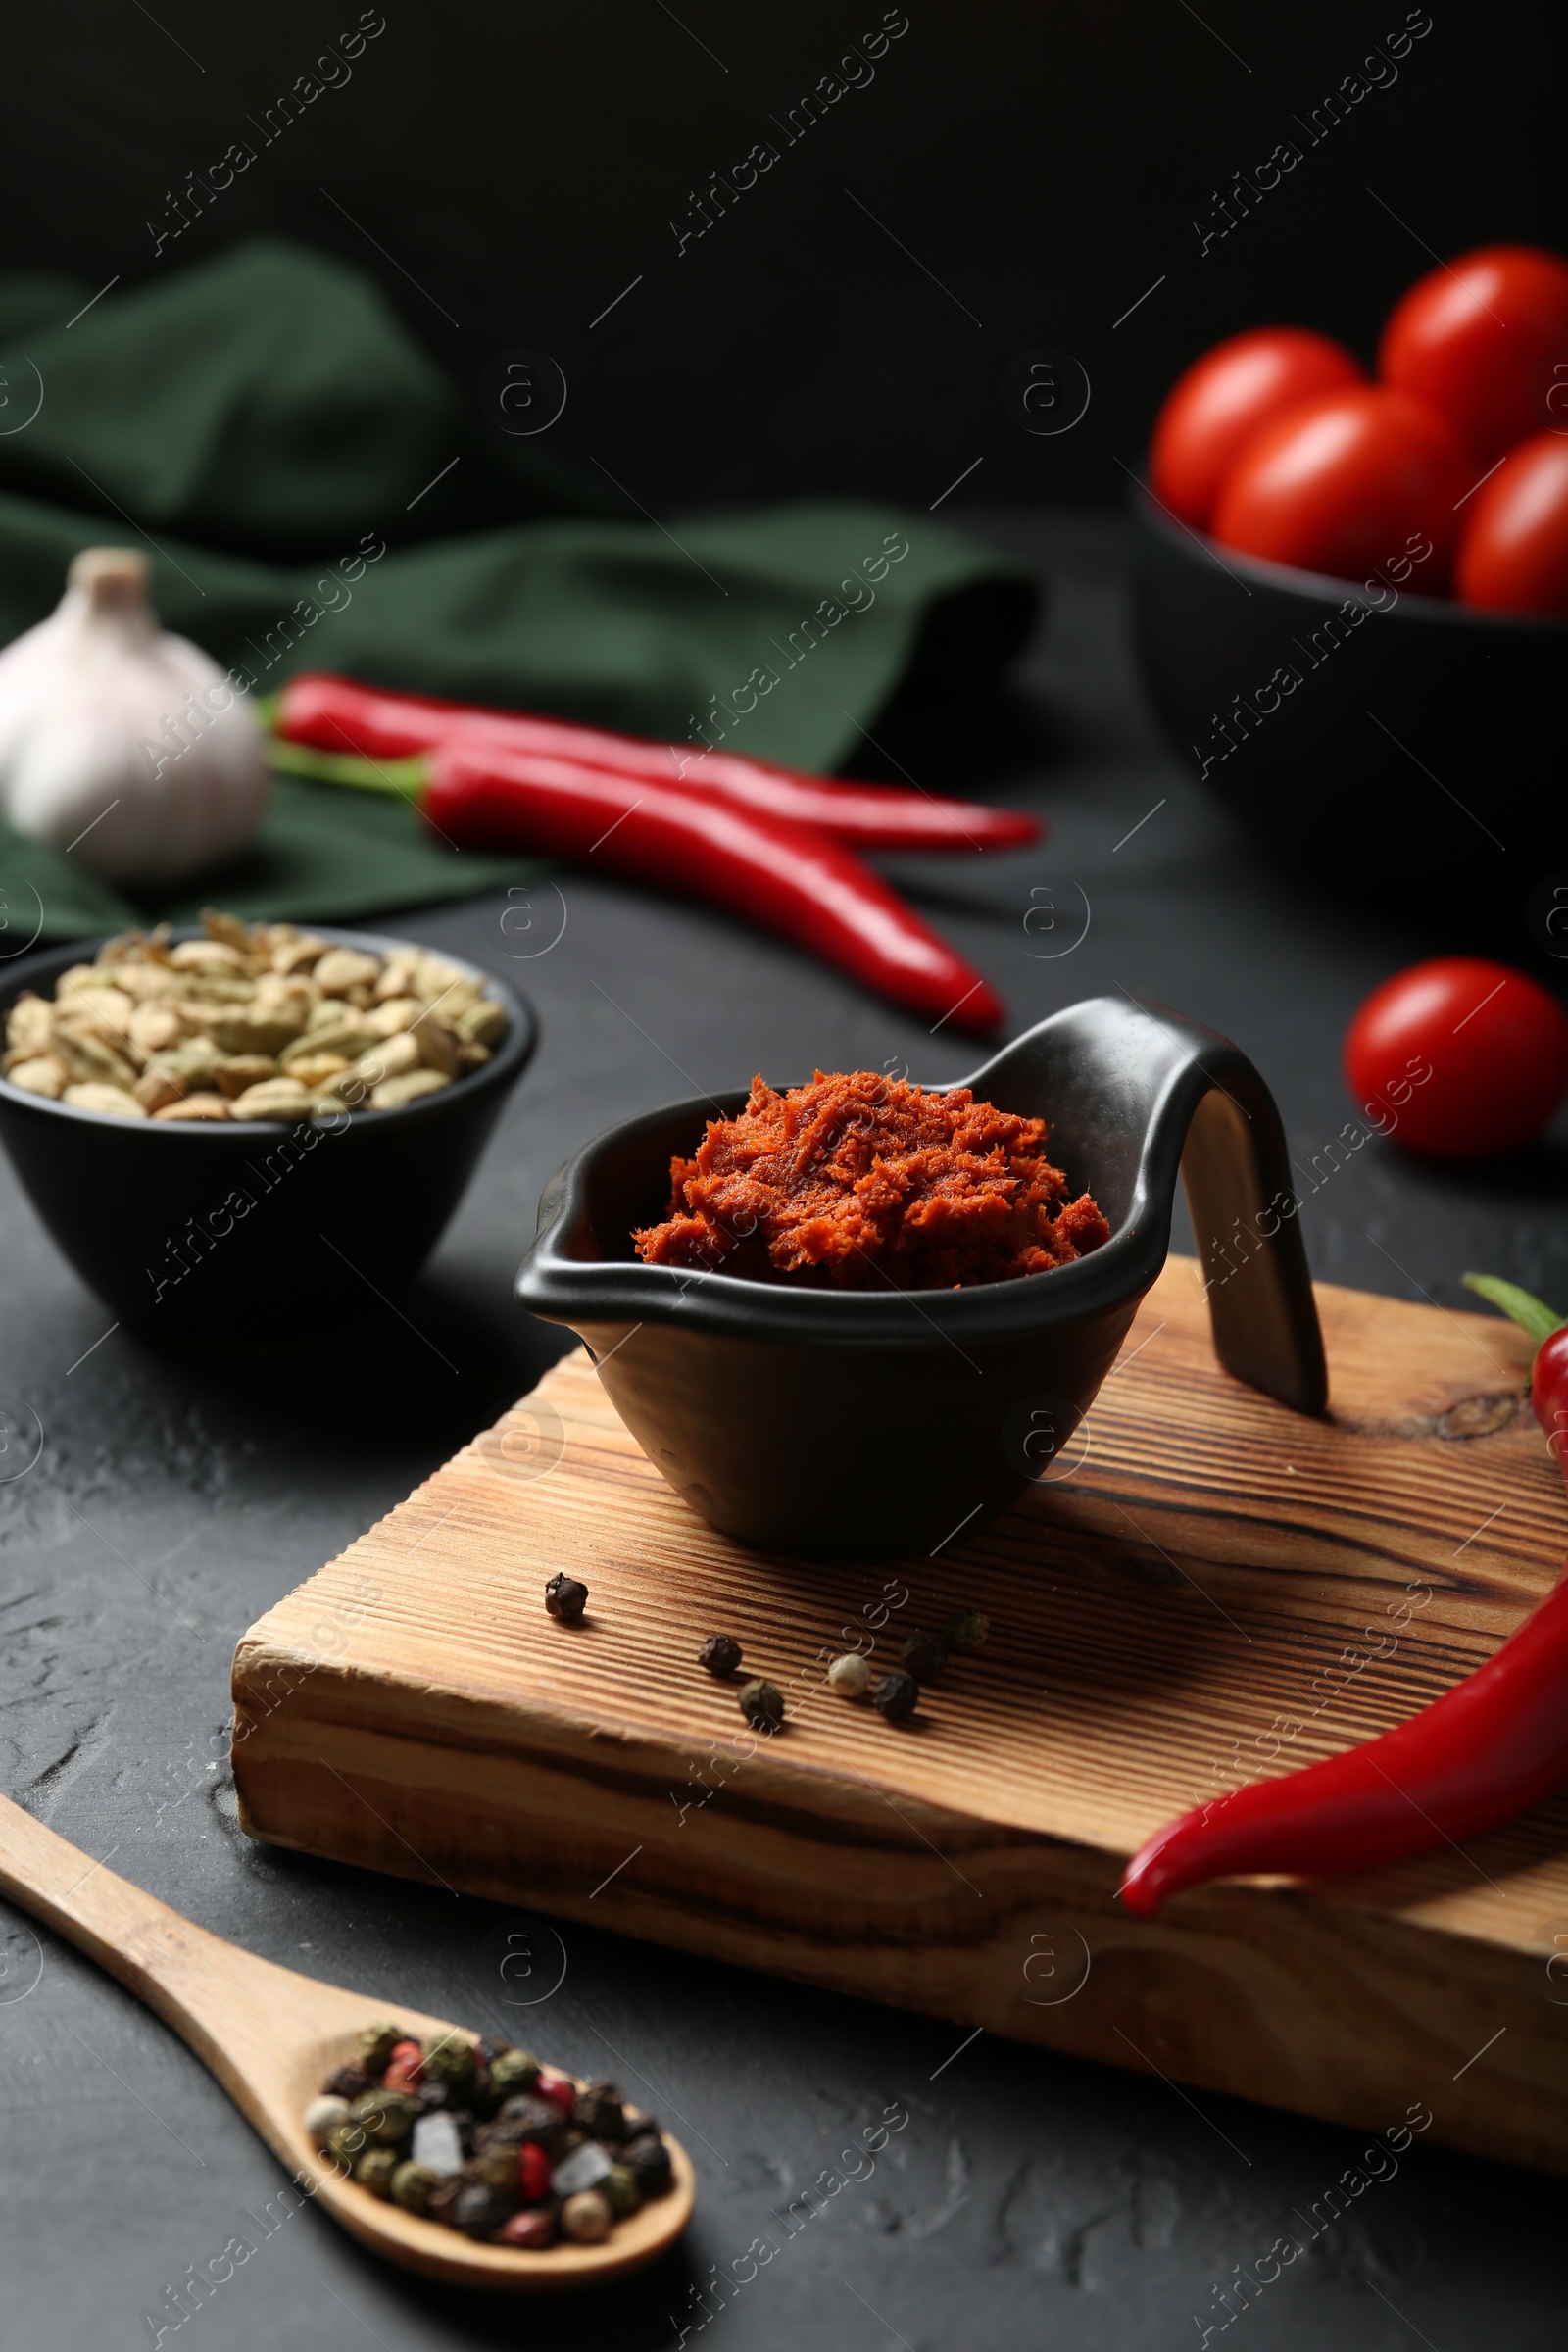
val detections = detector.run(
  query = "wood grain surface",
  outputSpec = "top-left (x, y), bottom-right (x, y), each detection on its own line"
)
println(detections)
top-left (231, 1257), bottom-right (1568, 2175)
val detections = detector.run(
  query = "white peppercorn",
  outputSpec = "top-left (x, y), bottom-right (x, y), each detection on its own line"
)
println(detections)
top-left (827, 1653), bottom-right (871, 1697)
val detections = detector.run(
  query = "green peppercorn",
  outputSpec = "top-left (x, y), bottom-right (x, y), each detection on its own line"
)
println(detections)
top-left (420, 2033), bottom-right (477, 2096)
top-left (941, 1607), bottom-right (990, 1653)
top-left (324, 2121), bottom-right (366, 2170)
top-left (738, 1677), bottom-right (784, 1732)
top-left (602, 2162), bottom-right (641, 2218)
top-left (870, 1670), bottom-right (919, 1723)
top-left (544, 1572), bottom-right (588, 1623)
top-left (475, 2141), bottom-right (521, 2192)
top-left (355, 2146), bottom-right (401, 2199)
top-left (487, 2046), bottom-right (540, 2100)
top-left (356, 2020), bottom-right (404, 2077)
top-left (900, 1628), bottom-right (947, 1682)
top-left (391, 2160), bottom-right (436, 2214)
top-left (350, 2088), bottom-right (419, 2145)
top-left (699, 1633), bottom-right (743, 1676)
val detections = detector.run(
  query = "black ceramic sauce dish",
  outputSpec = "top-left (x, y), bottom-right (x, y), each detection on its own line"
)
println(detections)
top-left (516, 997), bottom-right (1327, 1560)
top-left (1130, 480), bottom-right (1565, 940)
top-left (0, 927), bottom-right (535, 1346)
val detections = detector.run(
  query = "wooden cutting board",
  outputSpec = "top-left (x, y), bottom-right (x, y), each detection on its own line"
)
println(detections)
top-left (230, 1258), bottom-right (1568, 2176)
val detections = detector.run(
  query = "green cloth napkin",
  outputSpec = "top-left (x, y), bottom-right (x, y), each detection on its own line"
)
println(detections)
top-left (0, 774), bottom-right (536, 950)
top-left (0, 239), bottom-right (1035, 942)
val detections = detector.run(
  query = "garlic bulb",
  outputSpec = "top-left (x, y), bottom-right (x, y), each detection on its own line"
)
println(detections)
top-left (0, 548), bottom-right (268, 887)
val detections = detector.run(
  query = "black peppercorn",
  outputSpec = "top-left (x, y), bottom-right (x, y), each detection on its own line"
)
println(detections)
top-left (699, 1633), bottom-right (743, 1676)
top-left (454, 2182), bottom-right (516, 2238)
top-left (471, 2037), bottom-right (508, 2112)
top-left (425, 2172), bottom-right (469, 2228)
top-left (738, 1677), bottom-right (785, 1732)
top-left (573, 2080), bottom-right (625, 2139)
top-left (544, 1572), bottom-right (589, 1623)
top-left (323, 2063), bottom-right (369, 2102)
top-left (480, 2094), bottom-right (569, 2162)
top-left (621, 2132), bottom-right (673, 2197)
top-left (901, 1629), bottom-right (947, 1683)
top-left (870, 1670), bottom-right (919, 1723)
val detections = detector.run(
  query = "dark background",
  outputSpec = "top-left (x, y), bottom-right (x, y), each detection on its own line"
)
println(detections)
top-left (5, 515), bottom-right (1566, 2352)
top-left (3, 7), bottom-right (1568, 2351)
top-left (6, 0), bottom-right (1564, 509)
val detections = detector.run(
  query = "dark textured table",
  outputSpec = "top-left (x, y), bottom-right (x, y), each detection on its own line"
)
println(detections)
top-left (3, 516), bottom-right (1562, 2352)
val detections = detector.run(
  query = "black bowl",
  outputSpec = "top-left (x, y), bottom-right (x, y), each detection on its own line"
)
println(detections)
top-left (0, 926), bottom-right (535, 1346)
top-left (515, 997), bottom-right (1326, 1559)
top-left (1129, 481), bottom-right (1566, 939)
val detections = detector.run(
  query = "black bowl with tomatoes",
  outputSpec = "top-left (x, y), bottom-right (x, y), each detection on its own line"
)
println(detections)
top-left (1130, 487), bottom-right (1565, 937)
top-left (1131, 247), bottom-right (1568, 940)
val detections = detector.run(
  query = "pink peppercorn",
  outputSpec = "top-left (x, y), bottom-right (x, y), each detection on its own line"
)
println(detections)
top-left (535, 2070), bottom-right (576, 2117)
top-left (497, 2208), bottom-right (556, 2249)
top-left (517, 2142), bottom-right (552, 2204)
top-left (381, 2039), bottom-right (424, 2094)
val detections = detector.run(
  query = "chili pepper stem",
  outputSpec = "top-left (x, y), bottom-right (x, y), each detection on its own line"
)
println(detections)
top-left (265, 733), bottom-right (430, 799)
top-left (1460, 1272), bottom-right (1565, 1344)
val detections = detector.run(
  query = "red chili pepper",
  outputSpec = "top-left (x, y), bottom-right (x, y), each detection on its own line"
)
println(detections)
top-left (276, 672), bottom-right (1038, 853)
top-left (1119, 1272), bottom-right (1568, 1916)
top-left (426, 739), bottom-right (1004, 1032)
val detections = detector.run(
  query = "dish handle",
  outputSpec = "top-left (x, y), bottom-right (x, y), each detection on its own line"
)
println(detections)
top-left (1178, 1065), bottom-right (1328, 1415)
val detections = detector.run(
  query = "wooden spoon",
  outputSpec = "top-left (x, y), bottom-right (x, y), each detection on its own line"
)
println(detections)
top-left (0, 1792), bottom-right (694, 2288)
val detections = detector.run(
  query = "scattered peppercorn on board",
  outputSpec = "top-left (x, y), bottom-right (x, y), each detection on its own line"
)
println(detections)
top-left (231, 1256), bottom-right (1568, 2177)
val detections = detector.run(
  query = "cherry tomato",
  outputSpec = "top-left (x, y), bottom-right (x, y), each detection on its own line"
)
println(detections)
top-left (1454, 431), bottom-right (1568, 613)
top-left (1344, 957), bottom-right (1568, 1159)
top-left (1149, 328), bottom-right (1364, 528)
top-left (1209, 385), bottom-right (1468, 581)
top-left (1379, 244), bottom-right (1568, 465)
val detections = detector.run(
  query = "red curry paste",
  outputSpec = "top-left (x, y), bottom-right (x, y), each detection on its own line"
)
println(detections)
top-left (633, 1070), bottom-right (1109, 1290)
